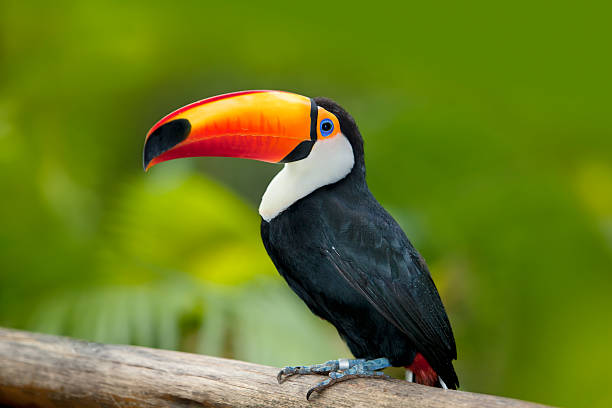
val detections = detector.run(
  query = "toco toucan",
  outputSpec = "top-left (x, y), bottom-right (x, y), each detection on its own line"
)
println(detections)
top-left (143, 90), bottom-right (459, 399)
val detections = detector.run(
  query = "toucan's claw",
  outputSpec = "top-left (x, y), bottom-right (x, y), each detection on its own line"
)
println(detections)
top-left (276, 358), bottom-right (392, 399)
top-left (305, 363), bottom-right (391, 400)
top-left (277, 360), bottom-right (340, 384)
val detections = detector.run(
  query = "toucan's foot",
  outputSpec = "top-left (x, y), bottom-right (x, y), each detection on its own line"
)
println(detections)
top-left (306, 359), bottom-right (391, 400)
top-left (276, 358), bottom-right (391, 400)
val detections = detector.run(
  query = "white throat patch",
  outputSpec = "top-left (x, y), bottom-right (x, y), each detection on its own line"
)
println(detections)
top-left (259, 134), bottom-right (354, 221)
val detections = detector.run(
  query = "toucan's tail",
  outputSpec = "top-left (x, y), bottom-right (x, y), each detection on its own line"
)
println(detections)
top-left (405, 353), bottom-right (457, 390)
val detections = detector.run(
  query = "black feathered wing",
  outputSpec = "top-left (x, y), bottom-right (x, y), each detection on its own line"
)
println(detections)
top-left (320, 211), bottom-right (459, 388)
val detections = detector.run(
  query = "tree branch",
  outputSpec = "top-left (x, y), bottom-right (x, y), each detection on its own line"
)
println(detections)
top-left (0, 328), bottom-right (551, 407)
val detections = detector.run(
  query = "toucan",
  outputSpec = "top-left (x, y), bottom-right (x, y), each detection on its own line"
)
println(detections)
top-left (143, 90), bottom-right (459, 399)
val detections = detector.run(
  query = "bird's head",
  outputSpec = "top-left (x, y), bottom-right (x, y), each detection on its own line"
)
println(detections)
top-left (143, 90), bottom-right (363, 173)
top-left (143, 90), bottom-right (365, 220)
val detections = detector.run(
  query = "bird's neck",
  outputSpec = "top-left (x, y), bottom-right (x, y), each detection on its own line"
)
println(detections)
top-left (259, 135), bottom-right (357, 222)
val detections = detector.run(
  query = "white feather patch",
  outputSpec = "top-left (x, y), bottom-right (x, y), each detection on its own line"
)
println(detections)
top-left (259, 134), bottom-right (354, 221)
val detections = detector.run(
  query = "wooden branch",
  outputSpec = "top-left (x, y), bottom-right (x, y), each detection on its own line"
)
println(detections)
top-left (0, 328), bottom-right (551, 408)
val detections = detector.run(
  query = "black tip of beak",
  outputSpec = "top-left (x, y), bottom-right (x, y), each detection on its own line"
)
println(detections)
top-left (143, 118), bottom-right (191, 171)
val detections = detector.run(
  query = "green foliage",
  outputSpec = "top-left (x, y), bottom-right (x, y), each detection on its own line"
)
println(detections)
top-left (2, 162), bottom-right (349, 363)
top-left (1, 2), bottom-right (611, 407)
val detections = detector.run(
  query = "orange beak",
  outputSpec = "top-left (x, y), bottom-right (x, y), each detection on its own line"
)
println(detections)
top-left (143, 90), bottom-right (317, 171)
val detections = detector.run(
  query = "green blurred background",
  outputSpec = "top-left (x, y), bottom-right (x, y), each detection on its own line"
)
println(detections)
top-left (1, 1), bottom-right (611, 406)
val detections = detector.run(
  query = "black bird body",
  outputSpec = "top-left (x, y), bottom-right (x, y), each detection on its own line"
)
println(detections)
top-left (261, 141), bottom-right (458, 389)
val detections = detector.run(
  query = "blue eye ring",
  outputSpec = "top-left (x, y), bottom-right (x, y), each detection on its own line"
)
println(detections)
top-left (320, 119), bottom-right (334, 137)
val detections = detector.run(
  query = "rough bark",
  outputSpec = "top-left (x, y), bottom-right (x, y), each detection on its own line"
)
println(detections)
top-left (0, 328), bottom-right (552, 408)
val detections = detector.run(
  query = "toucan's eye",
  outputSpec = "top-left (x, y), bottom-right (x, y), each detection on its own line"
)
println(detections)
top-left (320, 119), bottom-right (334, 137)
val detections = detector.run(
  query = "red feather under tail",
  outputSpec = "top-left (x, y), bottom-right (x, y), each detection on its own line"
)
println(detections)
top-left (406, 353), bottom-right (439, 387)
